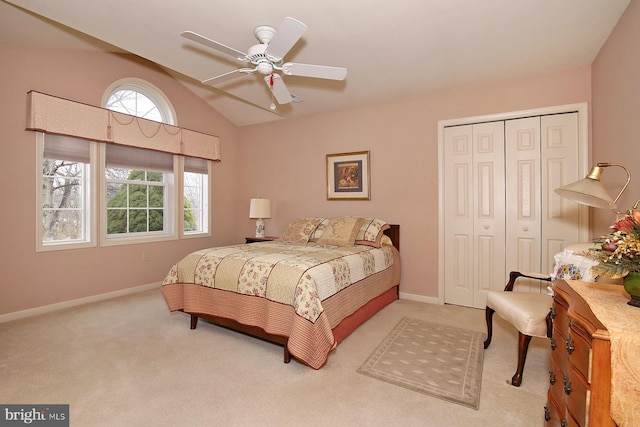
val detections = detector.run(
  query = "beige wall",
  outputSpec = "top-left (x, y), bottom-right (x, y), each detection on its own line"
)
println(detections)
top-left (0, 43), bottom-right (241, 315)
top-left (592, 0), bottom-right (640, 234)
top-left (238, 67), bottom-right (592, 299)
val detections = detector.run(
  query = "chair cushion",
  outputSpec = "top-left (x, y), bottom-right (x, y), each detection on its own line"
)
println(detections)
top-left (486, 291), bottom-right (553, 338)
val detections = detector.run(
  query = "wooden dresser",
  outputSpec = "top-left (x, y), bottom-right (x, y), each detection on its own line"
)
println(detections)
top-left (545, 279), bottom-right (615, 426)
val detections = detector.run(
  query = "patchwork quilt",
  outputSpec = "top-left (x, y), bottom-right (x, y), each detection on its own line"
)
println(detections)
top-left (162, 241), bottom-right (395, 323)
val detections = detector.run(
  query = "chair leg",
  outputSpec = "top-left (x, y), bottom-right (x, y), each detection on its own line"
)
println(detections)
top-left (484, 307), bottom-right (494, 349)
top-left (510, 332), bottom-right (532, 387)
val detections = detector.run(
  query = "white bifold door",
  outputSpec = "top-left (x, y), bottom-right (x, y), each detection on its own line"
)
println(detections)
top-left (443, 112), bottom-right (583, 308)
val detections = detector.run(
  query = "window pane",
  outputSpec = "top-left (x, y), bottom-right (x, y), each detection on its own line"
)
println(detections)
top-left (41, 135), bottom-right (90, 245)
top-left (183, 168), bottom-right (208, 234)
top-left (105, 166), bottom-right (169, 237)
top-left (106, 89), bottom-right (163, 123)
top-left (129, 209), bottom-right (147, 233)
top-left (107, 209), bottom-right (127, 234)
top-left (149, 210), bottom-right (164, 232)
top-left (150, 186), bottom-right (164, 208)
top-left (129, 184), bottom-right (147, 208)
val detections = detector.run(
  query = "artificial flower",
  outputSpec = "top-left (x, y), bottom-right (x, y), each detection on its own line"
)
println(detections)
top-left (587, 210), bottom-right (640, 279)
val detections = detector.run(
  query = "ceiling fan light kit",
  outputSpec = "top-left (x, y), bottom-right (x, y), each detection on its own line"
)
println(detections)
top-left (182, 17), bottom-right (347, 109)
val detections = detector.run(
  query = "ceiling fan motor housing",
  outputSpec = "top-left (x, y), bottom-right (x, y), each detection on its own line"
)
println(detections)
top-left (254, 25), bottom-right (277, 44)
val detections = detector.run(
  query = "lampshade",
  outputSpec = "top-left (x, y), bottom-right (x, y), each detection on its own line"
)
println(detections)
top-left (249, 198), bottom-right (271, 219)
top-left (554, 163), bottom-right (630, 212)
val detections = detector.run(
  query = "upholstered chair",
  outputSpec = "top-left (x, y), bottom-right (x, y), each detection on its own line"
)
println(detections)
top-left (484, 271), bottom-right (553, 387)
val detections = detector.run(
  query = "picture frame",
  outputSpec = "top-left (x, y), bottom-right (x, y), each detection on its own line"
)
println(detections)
top-left (326, 151), bottom-right (370, 200)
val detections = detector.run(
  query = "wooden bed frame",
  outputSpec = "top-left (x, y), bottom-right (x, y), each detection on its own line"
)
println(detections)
top-left (189, 224), bottom-right (400, 365)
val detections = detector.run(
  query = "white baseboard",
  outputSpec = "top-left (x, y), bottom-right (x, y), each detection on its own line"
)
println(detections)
top-left (399, 291), bottom-right (440, 305)
top-left (0, 282), bottom-right (161, 324)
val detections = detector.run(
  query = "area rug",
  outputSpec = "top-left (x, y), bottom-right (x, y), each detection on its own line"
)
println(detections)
top-left (357, 317), bottom-right (486, 409)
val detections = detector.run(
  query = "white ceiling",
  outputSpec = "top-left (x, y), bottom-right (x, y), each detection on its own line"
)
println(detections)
top-left (0, 0), bottom-right (630, 127)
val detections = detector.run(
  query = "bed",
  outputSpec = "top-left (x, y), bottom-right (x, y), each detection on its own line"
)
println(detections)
top-left (161, 217), bottom-right (400, 369)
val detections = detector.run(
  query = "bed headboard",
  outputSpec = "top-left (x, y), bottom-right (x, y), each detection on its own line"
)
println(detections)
top-left (384, 224), bottom-right (400, 251)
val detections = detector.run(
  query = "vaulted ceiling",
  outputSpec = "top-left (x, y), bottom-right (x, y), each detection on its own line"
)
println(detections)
top-left (0, 0), bottom-right (630, 127)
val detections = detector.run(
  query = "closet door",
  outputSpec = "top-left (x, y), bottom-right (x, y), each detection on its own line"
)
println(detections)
top-left (504, 113), bottom-right (580, 293)
top-left (443, 122), bottom-right (505, 308)
top-left (440, 106), bottom-right (587, 308)
top-left (505, 117), bottom-right (542, 292)
top-left (541, 113), bottom-right (582, 274)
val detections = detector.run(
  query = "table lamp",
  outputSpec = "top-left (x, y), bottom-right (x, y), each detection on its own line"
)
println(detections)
top-left (249, 198), bottom-right (271, 237)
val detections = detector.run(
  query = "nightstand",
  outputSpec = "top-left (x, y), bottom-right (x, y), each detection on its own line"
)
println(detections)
top-left (245, 236), bottom-right (277, 244)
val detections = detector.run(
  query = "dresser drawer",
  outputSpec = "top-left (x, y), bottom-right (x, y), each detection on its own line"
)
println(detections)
top-left (550, 337), bottom-right (567, 406)
top-left (552, 299), bottom-right (569, 336)
top-left (566, 365), bottom-right (589, 426)
top-left (545, 391), bottom-right (565, 425)
top-left (567, 328), bottom-right (591, 383)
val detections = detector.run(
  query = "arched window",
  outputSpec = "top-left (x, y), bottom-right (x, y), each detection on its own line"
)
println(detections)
top-left (102, 78), bottom-right (177, 125)
top-left (99, 78), bottom-right (209, 242)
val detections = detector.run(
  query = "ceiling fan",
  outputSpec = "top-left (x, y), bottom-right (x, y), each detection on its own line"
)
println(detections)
top-left (182, 17), bottom-right (347, 108)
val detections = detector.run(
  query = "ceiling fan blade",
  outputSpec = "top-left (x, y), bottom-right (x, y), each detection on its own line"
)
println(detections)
top-left (181, 31), bottom-right (248, 61)
top-left (281, 63), bottom-right (347, 80)
top-left (264, 17), bottom-right (307, 61)
top-left (264, 74), bottom-right (293, 104)
top-left (202, 68), bottom-right (255, 85)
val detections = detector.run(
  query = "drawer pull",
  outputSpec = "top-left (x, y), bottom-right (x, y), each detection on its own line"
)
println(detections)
top-left (549, 370), bottom-right (556, 385)
top-left (561, 420), bottom-right (568, 427)
top-left (565, 336), bottom-right (574, 354)
top-left (563, 374), bottom-right (572, 395)
top-left (550, 337), bottom-right (557, 350)
top-left (544, 406), bottom-right (551, 421)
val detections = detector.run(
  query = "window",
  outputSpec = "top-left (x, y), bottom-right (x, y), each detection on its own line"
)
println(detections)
top-left (103, 78), bottom-right (176, 125)
top-left (104, 145), bottom-right (174, 239)
top-left (183, 157), bottom-right (209, 234)
top-left (37, 134), bottom-right (95, 251)
top-left (36, 79), bottom-right (212, 251)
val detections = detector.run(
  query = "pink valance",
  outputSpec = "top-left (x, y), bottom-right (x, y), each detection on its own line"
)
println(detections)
top-left (26, 91), bottom-right (221, 162)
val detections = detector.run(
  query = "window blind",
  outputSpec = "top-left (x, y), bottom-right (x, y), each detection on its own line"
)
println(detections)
top-left (105, 144), bottom-right (173, 172)
top-left (43, 134), bottom-right (90, 163)
top-left (184, 156), bottom-right (208, 174)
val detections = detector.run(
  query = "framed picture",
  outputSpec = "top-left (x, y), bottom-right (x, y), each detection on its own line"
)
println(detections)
top-left (326, 151), bottom-right (370, 200)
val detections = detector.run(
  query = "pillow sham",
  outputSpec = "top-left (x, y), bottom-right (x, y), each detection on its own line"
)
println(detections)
top-left (355, 218), bottom-right (390, 248)
top-left (277, 217), bottom-right (325, 243)
top-left (308, 218), bottom-right (330, 242)
top-left (315, 216), bottom-right (364, 246)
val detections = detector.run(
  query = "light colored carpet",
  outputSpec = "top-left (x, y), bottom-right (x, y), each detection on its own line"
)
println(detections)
top-left (0, 289), bottom-right (551, 426)
top-left (357, 317), bottom-right (485, 409)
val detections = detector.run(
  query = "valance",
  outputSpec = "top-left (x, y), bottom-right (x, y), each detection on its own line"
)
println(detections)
top-left (26, 91), bottom-right (221, 161)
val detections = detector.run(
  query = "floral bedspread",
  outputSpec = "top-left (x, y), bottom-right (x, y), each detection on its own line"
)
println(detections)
top-left (162, 241), bottom-right (395, 323)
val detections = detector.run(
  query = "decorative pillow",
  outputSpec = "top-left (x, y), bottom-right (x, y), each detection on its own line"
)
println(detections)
top-left (308, 218), bottom-right (330, 242)
top-left (316, 216), bottom-right (364, 246)
top-left (277, 218), bottom-right (325, 244)
top-left (355, 218), bottom-right (390, 248)
top-left (380, 234), bottom-right (393, 246)
top-left (551, 249), bottom-right (599, 282)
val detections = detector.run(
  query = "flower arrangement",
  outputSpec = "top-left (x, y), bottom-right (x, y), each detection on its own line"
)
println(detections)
top-left (588, 210), bottom-right (640, 279)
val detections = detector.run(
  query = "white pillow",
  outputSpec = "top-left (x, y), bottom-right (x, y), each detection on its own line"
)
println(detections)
top-left (551, 249), bottom-right (599, 282)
